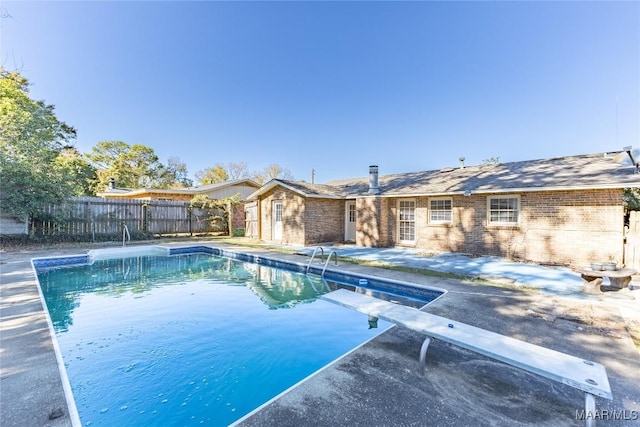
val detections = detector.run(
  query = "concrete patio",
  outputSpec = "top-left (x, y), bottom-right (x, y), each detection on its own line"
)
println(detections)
top-left (1, 241), bottom-right (639, 426)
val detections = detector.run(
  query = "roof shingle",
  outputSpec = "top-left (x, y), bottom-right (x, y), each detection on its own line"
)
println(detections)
top-left (252, 152), bottom-right (640, 200)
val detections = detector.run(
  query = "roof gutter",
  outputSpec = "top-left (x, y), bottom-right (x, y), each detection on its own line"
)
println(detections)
top-left (247, 180), bottom-right (344, 200)
top-left (360, 182), bottom-right (640, 198)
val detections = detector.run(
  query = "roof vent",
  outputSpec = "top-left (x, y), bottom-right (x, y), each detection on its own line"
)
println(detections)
top-left (368, 165), bottom-right (380, 194)
top-left (622, 146), bottom-right (640, 173)
top-left (459, 157), bottom-right (465, 169)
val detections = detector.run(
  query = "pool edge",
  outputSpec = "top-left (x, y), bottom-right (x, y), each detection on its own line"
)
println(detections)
top-left (30, 258), bottom-right (83, 427)
top-left (31, 243), bottom-right (448, 426)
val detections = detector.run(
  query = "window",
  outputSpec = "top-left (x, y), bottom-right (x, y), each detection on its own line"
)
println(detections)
top-left (398, 199), bottom-right (416, 243)
top-left (274, 202), bottom-right (283, 222)
top-left (487, 196), bottom-right (519, 225)
top-left (429, 198), bottom-right (452, 223)
top-left (349, 203), bottom-right (356, 222)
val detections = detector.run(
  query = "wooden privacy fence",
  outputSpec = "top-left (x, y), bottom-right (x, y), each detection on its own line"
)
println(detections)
top-left (244, 201), bottom-right (258, 238)
top-left (32, 197), bottom-right (227, 237)
top-left (625, 210), bottom-right (640, 270)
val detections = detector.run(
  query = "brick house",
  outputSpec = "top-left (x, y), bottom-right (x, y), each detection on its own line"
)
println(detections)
top-left (247, 151), bottom-right (640, 268)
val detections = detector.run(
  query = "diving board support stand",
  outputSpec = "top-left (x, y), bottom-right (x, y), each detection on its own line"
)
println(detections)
top-left (418, 337), bottom-right (431, 374)
top-left (585, 393), bottom-right (596, 427)
top-left (321, 289), bottom-right (612, 427)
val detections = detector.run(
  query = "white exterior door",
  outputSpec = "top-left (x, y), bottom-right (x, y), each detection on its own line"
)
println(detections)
top-left (397, 199), bottom-right (416, 244)
top-left (345, 201), bottom-right (356, 242)
top-left (272, 201), bottom-right (283, 241)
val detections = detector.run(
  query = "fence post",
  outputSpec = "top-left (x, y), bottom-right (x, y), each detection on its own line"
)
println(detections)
top-left (188, 204), bottom-right (193, 237)
top-left (142, 203), bottom-right (149, 232)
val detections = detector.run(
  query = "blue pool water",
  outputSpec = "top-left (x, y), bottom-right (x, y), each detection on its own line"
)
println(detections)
top-left (35, 248), bottom-right (442, 426)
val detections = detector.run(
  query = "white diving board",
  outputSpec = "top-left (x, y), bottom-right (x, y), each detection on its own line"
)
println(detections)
top-left (321, 289), bottom-right (612, 427)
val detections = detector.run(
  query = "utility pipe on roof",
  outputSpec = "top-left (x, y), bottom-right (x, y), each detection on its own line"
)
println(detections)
top-left (368, 165), bottom-right (380, 194)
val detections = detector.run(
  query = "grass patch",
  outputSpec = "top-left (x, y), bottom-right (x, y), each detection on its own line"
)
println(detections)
top-left (214, 239), bottom-right (540, 291)
top-left (336, 256), bottom-right (542, 291)
top-left (337, 256), bottom-right (471, 280)
top-left (627, 320), bottom-right (640, 349)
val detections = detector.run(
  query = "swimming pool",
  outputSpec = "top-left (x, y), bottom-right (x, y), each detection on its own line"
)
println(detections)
top-left (34, 246), bottom-right (445, 426)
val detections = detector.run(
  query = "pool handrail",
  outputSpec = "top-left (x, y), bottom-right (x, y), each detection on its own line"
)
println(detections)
top-left (122, 224), bottom-right (130, 246)
top-left (320, 250), bottom-right (338, 277)
top-left (305, 246), bottom-right (324, 274)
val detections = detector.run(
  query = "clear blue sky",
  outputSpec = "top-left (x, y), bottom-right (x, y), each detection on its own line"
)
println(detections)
top-left (2, 1), bottom-right (638, 184)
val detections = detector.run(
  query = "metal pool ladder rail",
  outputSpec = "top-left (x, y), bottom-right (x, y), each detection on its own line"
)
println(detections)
top-left (305, 246), bottom-right (325, 273)
top-left (122, 224), bottom-right (130, 246)
top-left (320, 250), bottom-right (338, 277)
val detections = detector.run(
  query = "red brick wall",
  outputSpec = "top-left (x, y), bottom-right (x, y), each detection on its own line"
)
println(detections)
top-left (376, 189), bottom-right (624, 267)
top-left (258, 188), bottom-right (346, 245)
top-left (230, 203), bottom-right (245, 231)
top-left (257, 186), bottom-right (624, 267)
top-left (258, 188), bottom-right (306, 244)
top-left (356, 197), bottom-right (380, 246)
top-left (304, 198), bottom-right (345, 244)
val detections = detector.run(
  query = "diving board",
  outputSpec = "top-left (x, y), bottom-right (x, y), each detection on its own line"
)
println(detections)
top-left (321, 289), bottom-right (612, 426)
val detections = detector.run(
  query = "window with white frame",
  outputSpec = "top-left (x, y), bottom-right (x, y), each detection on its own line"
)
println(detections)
top-left (487, 196), bottom-right (519, 225)
top-left (429, 198), bottom-right (452, 223)
top-left (398, 199), bottom-right (416, 242)
top-left (348, 203), bottom-right (356, 222)
top-left (274, 202), bottom-right (283, 222)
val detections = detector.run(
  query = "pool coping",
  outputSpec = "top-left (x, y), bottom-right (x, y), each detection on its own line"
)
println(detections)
top-left (29, 244), bottom-right (447, 426)
top-left (4, 241), bottom-right (639, 427)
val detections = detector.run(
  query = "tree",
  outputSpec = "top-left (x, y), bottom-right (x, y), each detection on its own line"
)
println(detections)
top-left (226, 161), bottom-right (251, 180)
top-left (53, 146), bottom-right (97, 196)
top-left (86, 141), bottom-right (186, 192)
top-left (254, 164), bottom-right (294, 185)
top-left (195, 161), bottom-right (293, 186)
top-left (195, 164), bottom-right (228, 185)
top-left (624, 188), bottom-right (640, 211)
top-left (190, 193), bottom-right (240, 235)
top-left (0, 69), bottom-right (77, 218)
top-left (157, 156), bottom-right (193, 189)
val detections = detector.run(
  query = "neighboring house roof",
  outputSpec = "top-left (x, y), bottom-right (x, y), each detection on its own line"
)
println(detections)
top-left (248, 151), bottom-right (640, 200)
top-left (189, 179), bottom-right (260, 193)
top-left (97, 179), bottom-right (260, 199)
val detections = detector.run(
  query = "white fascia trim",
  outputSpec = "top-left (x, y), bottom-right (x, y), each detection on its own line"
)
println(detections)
top-left (99, 188), bottom-right (196, 197)
top-left (247, 181), bottom-right (345, 200)
top-left (196, 179), bottom-right (260, 192)
top-left (362, 183), bottom-right (640, 198)
top-left (303, 194), bottom-right (345, 199)
top-left (246, 181), bottom-right (281, 200)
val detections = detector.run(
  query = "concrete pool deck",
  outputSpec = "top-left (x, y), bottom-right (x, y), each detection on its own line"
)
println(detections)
top-left (1, 241), bottom-right (639, 426)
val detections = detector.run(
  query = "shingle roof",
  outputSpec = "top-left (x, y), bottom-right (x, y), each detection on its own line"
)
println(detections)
top-left (330, 151), bottom-right (640, 197)
top-left (276, 180), bottom-right (347, 198)
top-left (195, 179), bottom-right (260, 192)
top-left (250, 152), bottom-right (640, 200)
top-left (99, 179), bottom-right (260, 198)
